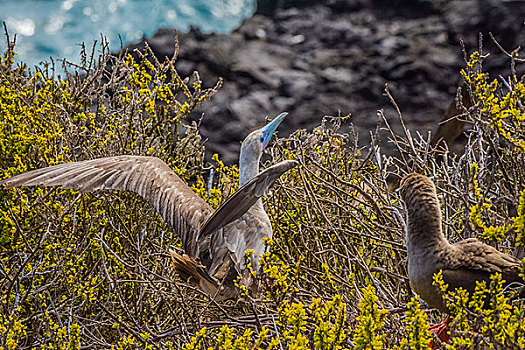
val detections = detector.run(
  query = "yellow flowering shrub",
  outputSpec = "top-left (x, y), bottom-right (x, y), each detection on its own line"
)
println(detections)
top-left (0, 35), bottom-right (219, 348)
top-left (353, 285), bottom-right (387, 350)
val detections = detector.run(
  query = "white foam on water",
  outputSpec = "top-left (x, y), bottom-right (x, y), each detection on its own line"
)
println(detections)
top-left (0, 0), bottom-right (256, 71)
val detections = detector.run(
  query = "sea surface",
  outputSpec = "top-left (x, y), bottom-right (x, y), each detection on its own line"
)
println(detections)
top-left (0, 0), bottom-right (256, 71)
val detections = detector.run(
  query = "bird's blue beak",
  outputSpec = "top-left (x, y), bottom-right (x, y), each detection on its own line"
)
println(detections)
top-left (259, 112), bottom-right (288, 149)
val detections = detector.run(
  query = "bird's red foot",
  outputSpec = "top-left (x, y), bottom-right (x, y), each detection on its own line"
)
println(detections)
top-left (428, 315), bottom-right (451, 349)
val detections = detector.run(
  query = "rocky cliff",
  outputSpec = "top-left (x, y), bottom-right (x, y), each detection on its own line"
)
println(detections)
top-left (124, 0), bottom-right (525, 163)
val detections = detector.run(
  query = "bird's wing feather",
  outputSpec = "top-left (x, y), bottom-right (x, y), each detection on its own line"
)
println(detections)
top-left (442, 238), bottom-right (522, 291)
top-left (0, 156), bottom-right (213, 256)
top-left (441, 269), bottom-right (494, 295)
top-left (199, 159), bottom-right (298, 237)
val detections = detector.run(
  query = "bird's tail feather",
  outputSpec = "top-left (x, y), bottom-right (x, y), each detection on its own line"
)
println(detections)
top-left (169, 249), bottom-right (222, 297)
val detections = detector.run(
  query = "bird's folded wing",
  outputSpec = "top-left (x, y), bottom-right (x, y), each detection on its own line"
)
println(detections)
top-left (199, 159), bottom-right (298, 237)
top-left (442, 238), bottom-right (522, 290)
top-left (0, 155), bottom-right (213, 256)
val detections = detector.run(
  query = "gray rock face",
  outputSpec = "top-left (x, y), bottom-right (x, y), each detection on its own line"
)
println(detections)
top-left (124, 1), bottom-right (525, 163)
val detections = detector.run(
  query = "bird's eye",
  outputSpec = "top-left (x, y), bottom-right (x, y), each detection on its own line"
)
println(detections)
top-left (260, 135), bottom-right (264, 142)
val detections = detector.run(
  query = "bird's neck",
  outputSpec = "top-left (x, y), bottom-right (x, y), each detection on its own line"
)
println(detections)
top-left (406, 203), bottom-right (449, 255)
top-left (239, 146), bottom-right (262, 187)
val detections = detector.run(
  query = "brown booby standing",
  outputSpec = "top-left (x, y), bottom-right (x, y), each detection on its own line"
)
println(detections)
top-left (399, 173), bottom-right (523, 345)
top-left (0, 112), bottom-right (297, 300)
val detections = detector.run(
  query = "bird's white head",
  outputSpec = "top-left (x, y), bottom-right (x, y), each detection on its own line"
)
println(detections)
top-left (242, 112), bottom-right (288, 154)
top-left (258, 112), bottom-right (288, 150)
top-left (239, 112), bottom-right (288, 186)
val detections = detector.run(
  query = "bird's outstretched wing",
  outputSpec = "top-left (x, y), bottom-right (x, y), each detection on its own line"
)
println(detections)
top-left (199, 159), bottom-right (298, 237)
top-left (0, 156), bottom-right (213, 256)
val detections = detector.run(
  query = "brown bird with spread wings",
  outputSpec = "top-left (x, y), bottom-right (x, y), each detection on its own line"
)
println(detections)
top-left (399, 173), bottom-right (523, 345)
top-left (0, 112), bottom-right (297, 300)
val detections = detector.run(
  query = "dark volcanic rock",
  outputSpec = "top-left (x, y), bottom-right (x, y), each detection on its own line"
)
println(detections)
top-left (124, 1), bottom-right (525, 163)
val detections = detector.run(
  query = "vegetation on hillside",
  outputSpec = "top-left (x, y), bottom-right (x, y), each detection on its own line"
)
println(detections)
top-left (0, 31), bottom-right (524, 349)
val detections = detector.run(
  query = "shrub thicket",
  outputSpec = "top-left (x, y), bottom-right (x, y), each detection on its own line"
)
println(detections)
top-left (0, 32), bottom-right (524, 349)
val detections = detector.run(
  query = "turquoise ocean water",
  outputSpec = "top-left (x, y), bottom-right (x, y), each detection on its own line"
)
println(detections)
top-left (0, 0), bottom-right (256, 70)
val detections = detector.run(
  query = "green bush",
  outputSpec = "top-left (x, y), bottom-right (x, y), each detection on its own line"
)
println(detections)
top-left (0, 33), bottom-right (524, 349)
